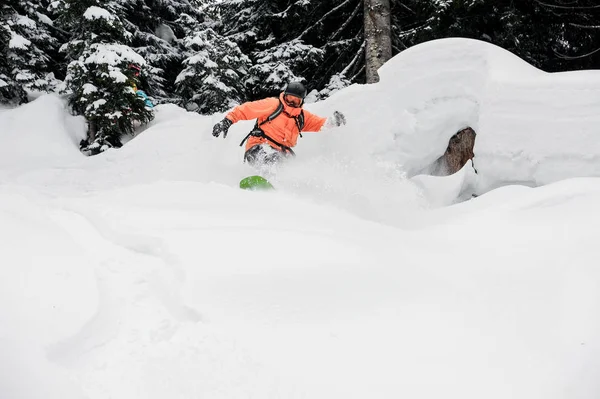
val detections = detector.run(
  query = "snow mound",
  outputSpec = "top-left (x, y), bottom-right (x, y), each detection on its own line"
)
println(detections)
top-left (0, 94), bottom-right (85, 176)
top-left (303, 38), bottom-right (600, 198)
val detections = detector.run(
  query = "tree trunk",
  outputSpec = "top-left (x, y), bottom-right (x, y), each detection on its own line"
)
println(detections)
top-left (364, 0), bottom-right (392, 83)
top-left (88, 119), bottom-right (97, 143)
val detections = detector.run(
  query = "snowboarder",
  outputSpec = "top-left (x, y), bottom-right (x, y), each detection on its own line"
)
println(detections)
top-left (212, 81), bottom-right (346, 167)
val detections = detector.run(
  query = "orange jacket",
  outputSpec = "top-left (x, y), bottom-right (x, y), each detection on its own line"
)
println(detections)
top-left (226, 92), bottom-right (327, 152)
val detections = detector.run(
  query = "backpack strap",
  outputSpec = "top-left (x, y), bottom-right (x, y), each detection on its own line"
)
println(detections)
top-left (239, 128), bottom-right (296, 156)
top-left (239, 99), bottom-right (304, 149)
top-left (295, 110), bottom-right (304, 138)
top-left (239, 100), bottom-right (283, 148)
top-left (258, 100), bottom-right (283, 127)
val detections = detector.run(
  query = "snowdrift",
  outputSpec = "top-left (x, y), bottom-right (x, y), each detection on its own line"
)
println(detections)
top-left (1, 37), bottom-right (600, 399)
top-left (303, 38), bottom-right (600, 199)
top-left (0, 95), bottom-right (86, 174)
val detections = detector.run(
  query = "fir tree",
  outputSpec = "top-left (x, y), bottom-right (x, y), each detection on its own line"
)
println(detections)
top-left (118, 0), bottom-right (207, 104)
top-left (401, 1), bottom-right (569, 71)
top-left (213, 0), bottom-right (600, 101)
top-left (246, 39), bottom-right (324, 99)
top-left (533, 0), bottom-right (600, 71)
top-left (214, 0), bottom-right (270, 53)
top-left (0, 0), bottom-right (59, 99)
top-left (175, 27), bottom-right (251, 113)
top-left (55, 0), bottom-right (153, 155)
top-left (0, 19), bottom-right (27, 105)
top-left (214, 0), bottom-right (359, 100)
top-left (390, 0), bottom-right (600, 72)
top-left (284, 0), bottom-right (364, 92)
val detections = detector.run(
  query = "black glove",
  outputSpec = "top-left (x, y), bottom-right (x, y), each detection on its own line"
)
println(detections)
top-left (333, 111), bottom-right (346, 126)
top-left (212, 118), bottom-right (233, 138)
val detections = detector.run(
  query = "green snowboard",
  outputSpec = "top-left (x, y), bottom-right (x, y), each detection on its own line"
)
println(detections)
top-left (239, 175), bottom-right (275, 191)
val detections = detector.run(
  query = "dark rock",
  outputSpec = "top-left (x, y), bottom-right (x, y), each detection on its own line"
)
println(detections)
top-left (442, 127), bottom-right (476, 175)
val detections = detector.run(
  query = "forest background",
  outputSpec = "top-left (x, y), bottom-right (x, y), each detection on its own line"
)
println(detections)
top-left (2, 0), bottom-right (599, 152)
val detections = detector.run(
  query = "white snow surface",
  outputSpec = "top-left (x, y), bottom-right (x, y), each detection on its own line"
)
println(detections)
top-left (16, 15), bottom-right (36, 29)
top-left (84, 43), bottom-right (146, 67)
top-left (36, 11), bottom-right (53, 26)
top-left (1, 38), bottom-right (600, 399)
top-left (9, 33), bottom-right (31, 50)
top-left (83, 6), bottom-right (116, 22)
top-left (82, 83), bottom-right (98, 95)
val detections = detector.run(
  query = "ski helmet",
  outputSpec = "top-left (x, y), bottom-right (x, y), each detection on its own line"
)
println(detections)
top-left (284, 81), bottom-right (307, 100)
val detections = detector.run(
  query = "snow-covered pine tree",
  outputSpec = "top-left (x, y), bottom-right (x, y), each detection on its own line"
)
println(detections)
top-left (55, 0), bottom-right (153, 155)
top-left (214, 0), bottom-right (363, 101)
top-left (399, 0), bottom-right (568, 71)
top-left (246, 39), bottom-right (324, 99)
top-left (530, 0), bottom-right (600, 71)
top-left (212, 1), bottom-right (319, 99)
top-left (116, 0), bottom-right (170, 100)
top-left (302, 0), bottom-right (434, 92)
top-left (287, 0), bottom-right (363, 94)
top-left (0, 19), bottom-right (27, 105)
top-left (175, 27), bottom-right (251, 113)
top-left (213, 0), bottom-right (269, 54)
top-left (117, 0), bottom-right (208, 104)
top-left (0, 0), bottom-right (59, 99)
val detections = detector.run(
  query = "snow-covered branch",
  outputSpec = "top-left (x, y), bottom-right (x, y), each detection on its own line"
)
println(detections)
top-left (554, 46), bottom-right (600, 60)
top-left (295, 0), bottom-right (355, 41)
top-left (331, 0), bottom-right (362, 41)
top-left (534, 0), bottom-right (600, 10)
top-left (341, 40), bottom-right (366, 78)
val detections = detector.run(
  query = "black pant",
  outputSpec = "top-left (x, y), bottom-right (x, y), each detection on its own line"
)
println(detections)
top-left (244, 144), bottom-right (289, 167)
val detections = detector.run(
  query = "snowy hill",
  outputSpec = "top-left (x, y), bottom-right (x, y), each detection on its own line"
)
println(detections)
top-left (1, 38), bottom-right (600, 399)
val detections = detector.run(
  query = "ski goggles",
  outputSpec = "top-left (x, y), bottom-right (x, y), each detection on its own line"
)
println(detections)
top-left (284, 94), bottom-right (303, 108)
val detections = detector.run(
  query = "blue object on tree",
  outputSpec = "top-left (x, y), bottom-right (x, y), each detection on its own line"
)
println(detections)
top-left (136, 89), bottom-right (154, 108)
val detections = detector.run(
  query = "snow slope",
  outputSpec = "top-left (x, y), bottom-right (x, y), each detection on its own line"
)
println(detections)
top-left (1, 38), bottom-right (600, 399)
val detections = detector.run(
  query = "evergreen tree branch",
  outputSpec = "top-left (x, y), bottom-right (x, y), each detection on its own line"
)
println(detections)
top-left (397, 1), bottom-right (415, 14)
top-left (534, 0), bottom-right (600, 10)
top-left (341, 40), bottom-right (366, 77)
top-left (554, 46), bottom-right (600, 59)
top-left (315, 37), bottom-right (362, 87)
top-left (46, 23), bottom-right (71, 37)
top-left (397, 17), bottom-right (435, 39)
top-left (296, 0), bottom-right (354, 41)
top-left (568, 22), bottom-right (600, 29)
top-left (350, 65), bottom-right (365, 82)
top-left (331, 0), bottom-right (362, 41)
top-left (272, 3), bottom-right (295, 18)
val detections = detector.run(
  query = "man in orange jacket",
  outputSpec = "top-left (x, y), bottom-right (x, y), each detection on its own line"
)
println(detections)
top-left (212, 82), bottom-right (346, 166)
